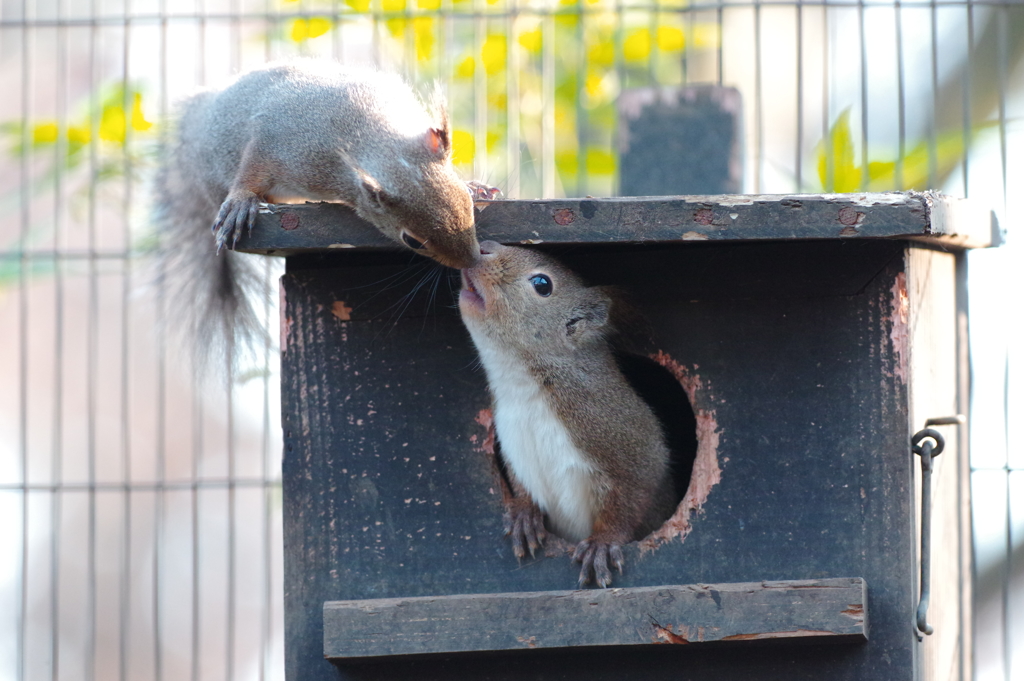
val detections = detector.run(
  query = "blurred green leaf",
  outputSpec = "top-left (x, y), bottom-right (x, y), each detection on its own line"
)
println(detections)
top-left (816, 107), bottom-right (998, 192)
top-left (585, 147), bottom-right (615, 175)
top-left (2, 82), bottom-right (156, 170)
top-left (555, 150), bottom-right (579, 178)
top-left (816, 108), bottom-right (862, 192)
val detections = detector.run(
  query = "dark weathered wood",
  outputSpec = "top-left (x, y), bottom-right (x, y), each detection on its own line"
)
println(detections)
top-left (618, 85), bottom-right (743, 196)
top-left (323, 578), bottom-right (867, 659)
top-left (280, 241), bottom-right (918, 681)
top-left (237, 192), bottom-right (996, 256)
top-left (282, 240), bottom-right (903, 321)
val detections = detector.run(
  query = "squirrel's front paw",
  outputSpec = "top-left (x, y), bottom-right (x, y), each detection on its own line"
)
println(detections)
top-left (212, 192), bottom-right (261, 252)
top-left (573, 538), bottom-right (625, 588)
top-left (465, 180), bottom-right (502, 201)
top-left (503, 497), bottom-right (546, 560)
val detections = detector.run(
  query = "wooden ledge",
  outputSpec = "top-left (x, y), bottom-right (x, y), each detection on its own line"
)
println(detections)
top-left (323, 577), bottom-right (868, 660)
top-left (235, 192), bottom-right (997, 256)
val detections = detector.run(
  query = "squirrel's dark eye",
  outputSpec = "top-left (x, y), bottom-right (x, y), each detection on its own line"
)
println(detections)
top-left (402, 232), bottom-right (426, 250)
top-left (529, 274), bottom-right (553, 297)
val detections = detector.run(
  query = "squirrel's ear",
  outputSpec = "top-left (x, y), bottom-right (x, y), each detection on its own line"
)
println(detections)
top-left (594, 285), bottom-right (655, 354)
top-left (565, 295), bottom-right (611, 343)
top-left (358, 172), bottom-right (387, 211)
top-left (425, 126), bottom-right (450, 157)
top-left (425, 83), bottom-right (452, 158)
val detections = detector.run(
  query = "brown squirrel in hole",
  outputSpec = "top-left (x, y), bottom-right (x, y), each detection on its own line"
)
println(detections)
top-left (459, 242), bottom-right (689, 587)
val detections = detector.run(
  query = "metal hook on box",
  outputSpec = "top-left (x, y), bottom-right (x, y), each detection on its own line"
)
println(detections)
top-left (911, 415), bottom-right (965, 641)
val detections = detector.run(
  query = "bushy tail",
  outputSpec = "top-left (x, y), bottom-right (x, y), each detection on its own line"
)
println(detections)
top-left (150, 101), bottom-right (270, 373)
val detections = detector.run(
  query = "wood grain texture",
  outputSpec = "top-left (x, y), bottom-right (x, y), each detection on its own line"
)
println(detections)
top-left (279, 241), bottom-right (919, 680)
top-left (236, 192), bottom-right (996, 256)
top-left (323, 578), bottom-right (867, 659)
top-left (905, 248), bottom-right (972, 681)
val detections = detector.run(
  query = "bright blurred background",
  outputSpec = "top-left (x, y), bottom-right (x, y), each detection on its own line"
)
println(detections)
top-left (0, 0), bottom-right (1020, 679)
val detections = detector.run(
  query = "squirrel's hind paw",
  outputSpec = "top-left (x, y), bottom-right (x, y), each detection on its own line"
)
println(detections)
top-left (503, 497), bottom-right (547, 560)
top-left (573, 539), bottom-right (625, 588)
top-left (213, 193), bottom-right (261, 252)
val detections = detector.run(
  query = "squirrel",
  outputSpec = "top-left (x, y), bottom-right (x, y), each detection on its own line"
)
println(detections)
top-left (458, 242), bottom-right (678, 587)
top-left (152, 59), bottom-right (484, 363)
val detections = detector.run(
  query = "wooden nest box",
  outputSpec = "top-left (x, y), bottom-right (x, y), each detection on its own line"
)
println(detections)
top-left (238, 191), bottom-right (994, 681)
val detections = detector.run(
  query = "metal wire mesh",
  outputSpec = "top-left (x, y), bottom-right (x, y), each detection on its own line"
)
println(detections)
top-left (0, 1), bottom-right (1020, 680)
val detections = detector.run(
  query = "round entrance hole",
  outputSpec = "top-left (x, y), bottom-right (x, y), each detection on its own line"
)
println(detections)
top-left (482, 349), bottom-right (703, 548)
top-left (613, 350), bottom-right (699, 514)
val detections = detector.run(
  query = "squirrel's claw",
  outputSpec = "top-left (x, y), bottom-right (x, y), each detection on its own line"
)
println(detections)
top-left (503, 498), bottom-right (547, 560)
top-left (573, 539), bottom-right (624, 588)
top-left (213, 193), bottom-right (261, 253)
top-left (465, 180), bottom-right (502, 201)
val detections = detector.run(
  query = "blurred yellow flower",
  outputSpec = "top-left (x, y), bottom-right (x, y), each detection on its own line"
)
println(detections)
top-left (623, 28), bottom-right (651, 63)
top-left (587, 39), bottom-right (614, 67)
top-left (692, 23), bottom-right (720, 49)
top-left (481, 34), bottom-right (507, 75)
top-left (657, 26), bottom-right (685, 52)
top-left (487, 131), bottom-right (501, 153)
top-left (383, 0), bottom-right (406, 36)
top-left (414, 17), bottom-right (435, 61)
top-left (455, 55), bottom-right (476, 79)
top-left (130, 93), bottom-right (153, 131)
top-left (452, 129), bottom-right (475, 165)
top-left (584, 69), bottom-right (613, 103)
top-left (554, 102), bottom-right (574, 133)
top-left (67, 126), bottom-right (91, 145)
top-left (346, 0), bottom-right (371, 11)
top-left (32, 122), bottom-right (59, 144)
top-left (5, 84), bottom-right (154, 165)
top-left (386, 18), bottom-right (406, 36)
top-left (100, 103), bottom-right (126, 142)
top-left (290, 17), bottom-right (332, 42)
top-left (488, 92), bottom-right (508, 111)
top-left (518, 28), bottom-right (542, 54)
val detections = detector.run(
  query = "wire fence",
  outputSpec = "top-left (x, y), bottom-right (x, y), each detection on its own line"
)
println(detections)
top-left (0, 0), bottom-right (1020, 680)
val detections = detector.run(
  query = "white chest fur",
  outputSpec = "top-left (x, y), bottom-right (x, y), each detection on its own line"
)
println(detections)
top-left (469, 332), bottom-right (600, 543)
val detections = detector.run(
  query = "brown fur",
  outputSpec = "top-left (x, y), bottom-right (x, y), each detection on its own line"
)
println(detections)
top-left (459, 242), bottom-right (676, 586)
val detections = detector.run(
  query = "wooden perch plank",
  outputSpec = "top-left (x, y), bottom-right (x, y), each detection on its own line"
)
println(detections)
top-left (323, 577), bottom-right (867, 659)
top-left (235, 193), bottom-right (996, 256)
